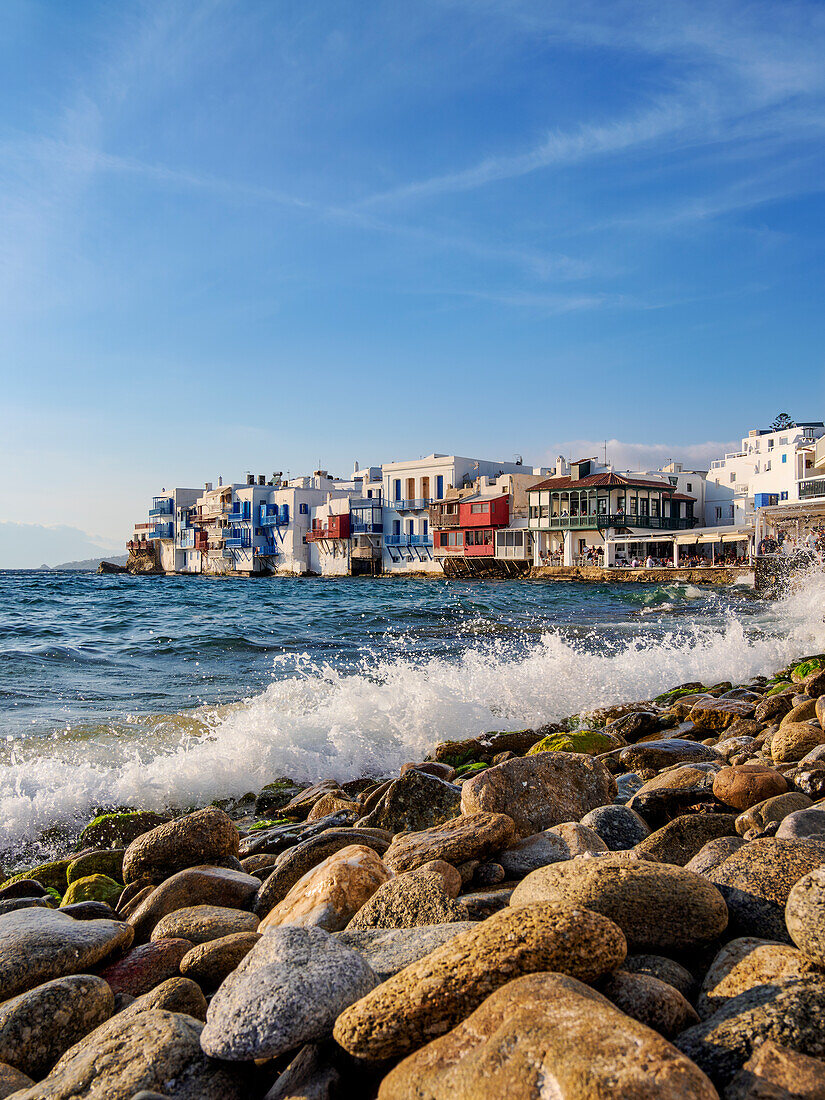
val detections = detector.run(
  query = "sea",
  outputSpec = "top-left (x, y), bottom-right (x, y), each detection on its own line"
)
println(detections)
top-left (1, 568), bottom-right (824, 863)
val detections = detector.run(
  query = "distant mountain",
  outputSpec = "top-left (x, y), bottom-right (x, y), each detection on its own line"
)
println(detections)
top-left (0, 521), bottom-right (122, 569)
top-left (40, 553), bottom-right (130, 572)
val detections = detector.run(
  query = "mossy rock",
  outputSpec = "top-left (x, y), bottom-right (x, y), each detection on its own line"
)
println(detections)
top-left (254, 778), bottom-right (307, 816)
top-left (527, 730), bottom-right (617, 756)
top-left (248, 818), bottom-right (292, 832)
top-left (792, 658), bottom-right (825, 682)
top-left (4, 857), bottom-right (76, 893)
top-left (78, 810), bottom-right (171, 851)
top-left (61, 873), bottom-right (122, 907)
top-left (453, 761), bottom-right (489, 778)
top-left (432, 739), bottom-right (482, 767)
top-left (766, 681), bottom-right (793, 696)
top-left (654, 684), bottom-right (704, 705)
top-left (706, 681), bottom-right (733, 695)
top-left (67, 849), bottom-right (125, 884)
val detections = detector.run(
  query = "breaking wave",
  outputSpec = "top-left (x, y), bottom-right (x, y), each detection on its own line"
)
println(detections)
top-left (0, 568), bottom-right (823, 861)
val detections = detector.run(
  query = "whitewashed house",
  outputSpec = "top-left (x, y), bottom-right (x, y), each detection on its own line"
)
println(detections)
top-left (380, 454), bottom-right (532, 573)
top-left (706, 420), bottom-right (825, 525)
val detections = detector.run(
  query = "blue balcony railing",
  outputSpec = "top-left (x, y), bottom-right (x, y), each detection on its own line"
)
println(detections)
top-left (149, 501), bottom-right (173, 517)
top-left (258, 541), bottom-right (281, 556)
top-left (388, 498), bottom-right (431, 512)
top-left (385, 535), bottom-right (433, 547)
top-left (260, 511), bottom-right (290, 527)
top-left (350, 521), bottom-right (384, 534)
top-left (225, 537), bottom-right (251, 549)
top-left (149, 522), bottom-right (174, 540)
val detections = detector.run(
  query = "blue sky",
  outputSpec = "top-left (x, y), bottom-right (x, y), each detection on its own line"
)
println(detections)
top-left (1, 0), bottom-right (824, 564)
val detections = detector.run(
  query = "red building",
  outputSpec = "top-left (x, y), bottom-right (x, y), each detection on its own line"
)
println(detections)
top-left (432, 493), bottom-right (511, 559)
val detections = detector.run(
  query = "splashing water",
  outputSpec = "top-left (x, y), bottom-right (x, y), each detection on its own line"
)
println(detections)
top-left (0, 568), bottom-right (823, 860)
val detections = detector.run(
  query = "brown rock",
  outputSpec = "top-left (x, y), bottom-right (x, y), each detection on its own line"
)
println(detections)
top-left (754, 694), bottom-right (794, 724)
top-left (781, 699), bottom-right (820, 726)
top-left (333, 902), bottom-right (627, 1062)
top-left (305, 793), bottom-right (360, 822)
top-left (150, 904), bottom-right (259, 945)
top-left (400, 761), bottom-right (455, 781)
top-left (418, 860), bottom-right (461, 898)
top-left (599, 969), bottom-right (700, 1038)
top-left (460, 753), bottom-right (616, 838)
top-left (510, 853), bottom-right (728, 951)
top-left (253, 828), bottom-right (392, 918)
top-left (121, 807), bottom-right (240, 884)
top-left (771, 723), bottom-right (825, 765)
top-left (0, 1063), bottom-right (34, 1098)
top-left (713, 766), bottom-right (788, 811)
top-left (279, 779), bottom-right (343, 819)
top-left (726, 1039), bottom-right (825, 1099)
top-left (259, 844), bottom-right (391, 932)
top-left (377, 972), bottom-right (718, 1100)
top-left (697, 937), bottom-right (824, 1019)
top-left (690, 698), bottom-right (758, 731)
top-left (735, 791), bottom-right (813, 837)
top-left (179, 931), bottom-right (261, 988)
top-left (383, 812), bottom-right (516, 874)
top-left (346, 869), bottom-right (465, 930)
top-left (709, 838), bottom-right (825, 940)
top-left (786, 867), bottom-right (825, 965)
top-left (634, 814), bottom-right (739, 866)
top-left (126, 865), bottom-right (259, 941)
top-left (544, 821), bottom-right (609, 856)
top-left (358, 771), bottom-right (462, 834)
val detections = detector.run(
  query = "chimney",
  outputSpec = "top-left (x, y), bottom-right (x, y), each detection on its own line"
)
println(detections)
top-left (218, 476), bottom-right (223, 486)
top-left (258, 474), bottom-right (265, 486)
top-left (205, 482), bottom-right (212, 491)
top-left (246, 474), bottom-right (255, 486)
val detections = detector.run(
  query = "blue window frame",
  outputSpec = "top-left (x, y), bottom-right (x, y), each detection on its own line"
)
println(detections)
top-left (436, 475), bottom-right (444, 499)
top-left (299, 503), bottom-right (308, 515)
top-left (782, 454), bottom-right (787, 463)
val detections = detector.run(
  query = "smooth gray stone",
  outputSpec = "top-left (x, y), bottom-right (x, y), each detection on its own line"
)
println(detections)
top-left (776, 808), bottom-right (825, 842)
top-left (0, 973), bottom-right (113, 1079)
top-left (580, 805), bottom-right (651, 851)
top-left (499, 831), bottom-right (570, 877)
top-left (200, 926), bottom-right (377, 1060)
top-left (0, 907), bottom-right (133, 1000)
top-left (336, 923), bottom-right (477, 981)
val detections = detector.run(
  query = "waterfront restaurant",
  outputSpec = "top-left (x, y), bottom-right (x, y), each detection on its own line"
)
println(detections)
top-left (528, 459), bottom-right (697, 566)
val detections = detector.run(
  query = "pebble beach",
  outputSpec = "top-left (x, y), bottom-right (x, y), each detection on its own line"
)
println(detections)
top-left (1, 648), bottom-right (825, 1097)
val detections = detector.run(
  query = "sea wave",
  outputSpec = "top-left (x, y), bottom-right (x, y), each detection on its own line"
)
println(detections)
top-left (0, 568), bottom-right (823, 862)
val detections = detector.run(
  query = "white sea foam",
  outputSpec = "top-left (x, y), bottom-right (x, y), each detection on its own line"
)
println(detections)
top-left (1, 569), bottom-right (823, 858)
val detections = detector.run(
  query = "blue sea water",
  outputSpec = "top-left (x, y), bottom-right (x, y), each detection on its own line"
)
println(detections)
top-left (0, 569), bottom-right (823, 858)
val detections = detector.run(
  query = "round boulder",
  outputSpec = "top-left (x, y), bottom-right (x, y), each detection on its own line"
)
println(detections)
top-left (712, 765), bottom-right (788, 811)
top-left (509, 854), bottom-right (728, 951)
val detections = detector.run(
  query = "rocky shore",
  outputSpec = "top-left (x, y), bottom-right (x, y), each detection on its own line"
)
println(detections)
top-left (1, 655), bottom-right (825, 1097)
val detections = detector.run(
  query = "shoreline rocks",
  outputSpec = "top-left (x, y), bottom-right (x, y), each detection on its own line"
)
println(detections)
top-left (4, 649), bottom-right (825, 1098)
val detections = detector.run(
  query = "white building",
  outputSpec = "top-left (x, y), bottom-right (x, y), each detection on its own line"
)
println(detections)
top-left (706, 420), bottom-right (825, 525)
top-left (380, 454), bottom-right (537, 573)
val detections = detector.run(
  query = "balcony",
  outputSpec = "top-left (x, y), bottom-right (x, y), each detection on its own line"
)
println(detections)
top-left (385, 535), bottom-right (433, 547)
top-left (149, 501), bottom-right (174, 517)
top-left (799, 478), bottom-right (825, 500)
top-left (260, 511), bottom-right (290, 527)
top-left (350, 521), bottom-right (383, 535)
top-left (534, 514), bottom-right (694, 531)
top-left (389, 498), bottom-right (432, 511)
top-left (258, 541), bottom-right (281, 556)
top-left (225, 537), bottom-right (252, 549)
top-left (147, 522), bottom-right (174, 540)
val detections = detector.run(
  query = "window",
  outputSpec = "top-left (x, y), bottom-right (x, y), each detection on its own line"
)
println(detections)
top-left (768, 439), bottom-right (774, 450)
top-left (407, 520), bottom-right (414, 539)
top-left (394, 479), bottom-right (401, 501)
top-left (782, 454), bottom-right (787, 463)
top-left (686, 483), bottom-right (692, 492)
top-left (781, 491), bottom-right (788, 500)
top-left (436, 475), bottom-right (444, 498)
top-left (470, 503), bottom-right (487, 514)
top-left (299, 503), bottom-right (308, 515)
top-left (423, 519), bottom-right (428, 538)
top-left (730, 472), bottom-right (736, 483)
top-left (765, 461), bottom-right (771, 471)
top-left (715, 507), bottom-right (723, 520)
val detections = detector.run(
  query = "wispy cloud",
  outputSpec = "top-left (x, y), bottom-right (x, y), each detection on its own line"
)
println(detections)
top-left (545, 438), bottom-right (741, 471)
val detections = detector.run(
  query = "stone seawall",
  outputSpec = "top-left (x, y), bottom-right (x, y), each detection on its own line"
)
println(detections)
top-left (528, 565), bottom-right (753, 585)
